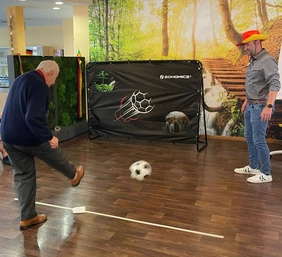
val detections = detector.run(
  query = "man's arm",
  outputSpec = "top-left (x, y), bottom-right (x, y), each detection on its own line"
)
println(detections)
top-left (261, 90), bottom-right (277, 122)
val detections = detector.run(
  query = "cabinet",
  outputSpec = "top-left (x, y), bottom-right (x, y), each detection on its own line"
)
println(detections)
top-left (26, 46), bottom-right (52, 56)
top-left (0, 47), bottom-right (9, 88)
top-left (0, 46), bottom-right (53, 89)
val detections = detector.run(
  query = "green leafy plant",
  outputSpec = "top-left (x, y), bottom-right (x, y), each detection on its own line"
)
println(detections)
top-left (49, 101), bottom-right (55, 111)
top-left (61, 112), bottom-right (71, 126)
top-left (218, 92), bottom-right (244, 137)
top-left (58, 84), bottom-right (66, 103)
top-left (13, 56), bottom-right (86, 129)
top-left (96, 83), bottom-right (114, 92)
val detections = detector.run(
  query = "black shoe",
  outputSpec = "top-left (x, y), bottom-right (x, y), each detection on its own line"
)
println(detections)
top-left (2, 156), bottom-right (11, 165)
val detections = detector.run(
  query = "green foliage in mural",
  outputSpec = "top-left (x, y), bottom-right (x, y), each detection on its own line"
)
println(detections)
top-left (88, 0), bottom-right (282, 61)
top-left (94, 70), bottom-right (115, 92)
top-left (89, 0), bottom-right (162, 61)
top-left (12, 56), bottom-right (86, 130)
top-left (96, 84), bottom-right (115, 92)
top-left (88, 0), bottom-right (282, 139)
top-left (218, 92), bottom-right (244, 137)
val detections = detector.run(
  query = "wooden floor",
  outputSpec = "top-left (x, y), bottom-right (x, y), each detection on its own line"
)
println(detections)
top-left (1, 133), bottom-right (282, 257)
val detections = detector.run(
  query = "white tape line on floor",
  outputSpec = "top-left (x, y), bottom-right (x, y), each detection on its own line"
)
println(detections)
top-left (14, 198), bottom-right (224, 239)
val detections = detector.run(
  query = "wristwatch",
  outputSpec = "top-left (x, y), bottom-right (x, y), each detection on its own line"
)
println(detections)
top-left (267, 104), bottom-right (273, 108)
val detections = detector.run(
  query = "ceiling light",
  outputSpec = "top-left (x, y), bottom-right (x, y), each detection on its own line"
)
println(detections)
top-left (19, 0), bottom-right (26, 2)
top-left (55, 1), bottom-right (64, 4)
top-left (53, 7), bottom-right (60, 10)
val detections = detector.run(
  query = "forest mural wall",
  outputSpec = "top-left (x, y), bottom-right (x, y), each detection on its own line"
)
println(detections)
top-left (89, 0), bottom-right (282, 139)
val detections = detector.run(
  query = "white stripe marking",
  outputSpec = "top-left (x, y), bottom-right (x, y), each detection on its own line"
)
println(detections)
top-left (14, 198), bottom-right (224, 238)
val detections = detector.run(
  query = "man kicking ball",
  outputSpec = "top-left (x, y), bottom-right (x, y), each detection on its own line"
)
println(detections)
top-left (1, 60), bottom-right (84, 230)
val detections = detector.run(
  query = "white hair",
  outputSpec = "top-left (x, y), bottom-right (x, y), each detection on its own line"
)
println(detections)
top-left (36, 60), bottom-right (59, 75)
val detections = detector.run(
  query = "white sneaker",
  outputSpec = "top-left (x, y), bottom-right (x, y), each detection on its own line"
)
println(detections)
top-left (234, 165), bottom-right (260, 175)
top-left (247, 173), bottom-right (273, 183)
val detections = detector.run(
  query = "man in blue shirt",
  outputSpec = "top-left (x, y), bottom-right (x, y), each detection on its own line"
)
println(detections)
top-left (234, 30), bottom-right (281, 183)
top-left (1, 60), bottom-right (84, 230)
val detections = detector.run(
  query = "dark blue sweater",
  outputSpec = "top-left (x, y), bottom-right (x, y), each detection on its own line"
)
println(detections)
top-left (1, 70), bottom-right (53, 146)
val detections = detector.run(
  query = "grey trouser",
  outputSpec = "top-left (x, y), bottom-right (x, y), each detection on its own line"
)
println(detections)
top-left (3, 141), bottom-right (76, 220)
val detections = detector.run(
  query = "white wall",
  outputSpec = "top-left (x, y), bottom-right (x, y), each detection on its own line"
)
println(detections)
top-left (63, 19), bottom-right (74, 56)
top-left (0, 92), bottom-right (8, 111)
top-left (73, 6), bottom-right (89, 62)
top-left (0, 28), bottom-right (8, 47)
top-left (0, 25), bottom-right (65, 111)
top-left (25, 25), bottom-right (64, 50)
top-left (0, 19), bottom-right (87, 109)
top-left (0, 25), bottom-right (64, 50)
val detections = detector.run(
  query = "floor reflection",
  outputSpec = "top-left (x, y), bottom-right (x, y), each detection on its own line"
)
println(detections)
top-left (22, 229), bottom-right (41, 257)
top-left (21, 211), bottom-right (79, 256)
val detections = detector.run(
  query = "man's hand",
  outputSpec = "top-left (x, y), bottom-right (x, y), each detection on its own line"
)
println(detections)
top-left (241, 100), bottom-right (247, 113)
top-left (261, 107), bottom-right (272, 122)
top-left (49, 136), bottom-right (59, 148)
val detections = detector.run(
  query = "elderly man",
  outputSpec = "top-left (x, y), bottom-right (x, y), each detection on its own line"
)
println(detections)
top-left (1, 60), bottom-right (84, 230)
top-left (234, 30), bottom-right (281, 183)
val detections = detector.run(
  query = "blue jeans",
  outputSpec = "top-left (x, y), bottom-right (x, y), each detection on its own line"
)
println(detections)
top-left (244, 103), bottom-right (271, 175)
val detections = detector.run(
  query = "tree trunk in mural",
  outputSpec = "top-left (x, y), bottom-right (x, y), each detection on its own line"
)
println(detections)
top-left (105, 0), bottom-right (109, 61)
top-left (162, 0), bottom-right (169, 56)
top-left (97, 2), bottom-right (104, 49)
top-left (265, 2), bottom-right (282, 8)
top-left (89, 0), bottom-right (281, 63)
top-left (117, 18), bottom-right (121, 60)
top-left (209, 0), bottom-right (219, 47)
top-left (218, 0), bottom-right (242, 46)
top-left (229, 0), bottom-right (233, 12)
top-left (256, 0), bottom-right (269, 26)
top-left (191, 0), bottom-right (197, 59)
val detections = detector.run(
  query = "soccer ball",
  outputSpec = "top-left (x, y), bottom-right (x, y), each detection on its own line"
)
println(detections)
top-left (129, 160), bottom-right (152, 181)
